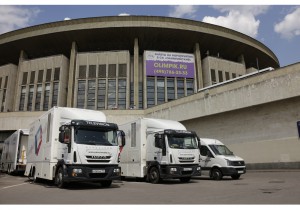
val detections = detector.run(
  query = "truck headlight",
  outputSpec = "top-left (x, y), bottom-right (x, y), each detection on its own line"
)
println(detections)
top-left (226, 159), bottom-right (232, 166)
top-left (197, 166), bottom-right (201, 171)
top-left (113, 168), bottom-right (120, 173)
top-left (170, 168), bottom-right (177, 172)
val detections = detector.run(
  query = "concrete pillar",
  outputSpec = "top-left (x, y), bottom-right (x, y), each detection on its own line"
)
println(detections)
top-left (194, 43), bottom-right (204, 89)
top-left (67, 42), bottom-right (78, 107)
top-left (238, 54), bottom-right (246, 67)
top-left (13, 50), bottom-right (28, 111)
top-left (133, 38), bottom-right (139, 108)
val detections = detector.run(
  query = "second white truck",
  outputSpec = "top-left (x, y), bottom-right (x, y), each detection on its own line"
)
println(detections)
top-left (0, 129), bottom-right (29, 174)
top-left (24, 107), bottom-right (125, 188)
top-left (119, 118), bottom-right (201, 183)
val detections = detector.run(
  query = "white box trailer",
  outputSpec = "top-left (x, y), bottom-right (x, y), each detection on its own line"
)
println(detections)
top-left (0, 129), bottom-right (29, 174)
top-left (24, 107), bottom-right (125, 188)
top-left (119, 118), bottom-right (201, 183)
top-left (199, 138), bottom-right (246, 180)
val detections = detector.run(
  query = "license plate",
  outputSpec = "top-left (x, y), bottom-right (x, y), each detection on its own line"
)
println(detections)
top-left (238, 170), bottom-right (244, 174)
top-left (183, 168), bottom-right (192, 171)
top-left (92, 169), bottom-right (105, 173)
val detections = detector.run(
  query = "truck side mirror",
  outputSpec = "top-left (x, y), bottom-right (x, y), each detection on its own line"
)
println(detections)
top-left (59, 132), bottom-right (64, 143)
top-left (59, 129), bottom-right (70, 144)
top-left (117, 130), bottom-right (125, 147)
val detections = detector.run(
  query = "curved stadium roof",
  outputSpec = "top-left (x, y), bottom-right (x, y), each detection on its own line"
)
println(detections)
top-left (0, 16), bottom-right (279, 69)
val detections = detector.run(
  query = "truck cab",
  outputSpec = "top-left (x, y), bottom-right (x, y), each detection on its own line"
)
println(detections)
top-left (199, 138), bottom-right (246, 180)
top-left (56, 120), bottom-right (125, 187)
top-left (119, 118), bottom-right (201, 184)
top-left (147, 129), bottom-right (201, 183)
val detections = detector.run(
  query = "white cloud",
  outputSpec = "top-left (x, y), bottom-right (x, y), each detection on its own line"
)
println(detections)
top-left (118, 13), bottom-right (130, 16)
top-left (168, 5), bottom-right (199, 18)
top-left (0, 6), bottom-right (40, 34)
top-left (203, 6), bottom-right (270, 38)
top-left (274, 7), bottom-right (300, 39)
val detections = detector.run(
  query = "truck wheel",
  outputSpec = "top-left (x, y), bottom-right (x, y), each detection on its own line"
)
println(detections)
top-left (101, 180), bottom-right (112, 188)
top-left (55, 167), bottom-right (65, 188)
top-left (32, 168), bottom-right (38, 183)
top-left (211, 168), bottom-right (223, 180)
top-left (231, 174), bottom-right (241, 180)
top-left (149, 167), bottom-right (161, 184)
top-left (180, 177), bottom-right (191, 183)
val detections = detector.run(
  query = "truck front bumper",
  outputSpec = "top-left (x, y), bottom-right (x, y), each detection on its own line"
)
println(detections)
top-left (159, 164), bottom-right (201, 179)
top-left (62, 165), bottom-right (121, 183)
top-left (220, 167), bottom-right (246, 176)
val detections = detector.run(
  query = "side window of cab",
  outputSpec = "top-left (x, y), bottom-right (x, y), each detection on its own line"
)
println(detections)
top-left (200, 146), bottom-right (209, 156)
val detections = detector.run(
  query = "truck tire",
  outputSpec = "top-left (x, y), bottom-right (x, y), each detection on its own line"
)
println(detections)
top-left (149, 167), bottom-right (161, 184)
top-left (231, 174), bottom-right (241, 180)
top-left (32, 167), bottom-right (38, 183)
top-left (101, 180), bottom-right (112, 188)
top-left (211, 168), bottom-right (223, 180)
top-left (55, 167), bottom-right (65, 188)
top-left (180, 177), bottom-right (191, 183)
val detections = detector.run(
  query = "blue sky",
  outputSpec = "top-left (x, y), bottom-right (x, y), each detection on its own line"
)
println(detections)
top-left (0, 3), bottom-right (300, 67)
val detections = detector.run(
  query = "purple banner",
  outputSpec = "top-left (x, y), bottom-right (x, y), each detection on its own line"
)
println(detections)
top-left (146, 60), bottom-right (195, 78)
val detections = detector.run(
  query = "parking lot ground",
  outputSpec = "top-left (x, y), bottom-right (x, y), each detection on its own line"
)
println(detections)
top-left (1, 170), bottom-right (300, 204)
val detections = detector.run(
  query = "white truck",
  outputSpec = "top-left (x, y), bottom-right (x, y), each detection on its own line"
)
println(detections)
top-left (24, 107), bottom-right (125, 188)
top-left (0, 129), bottom-right (29, 174)
top-left (199, 138), bottom-right (246, 180)
top-left (119, 118), bottom-right (201, 183)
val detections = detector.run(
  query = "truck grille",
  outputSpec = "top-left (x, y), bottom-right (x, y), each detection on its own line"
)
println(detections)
top-left (231, 161), bottom-right (245, 166)
top-left (86, 155), bottom-right (111, 163)
top-left (179, 157), bottom-right (194, 163)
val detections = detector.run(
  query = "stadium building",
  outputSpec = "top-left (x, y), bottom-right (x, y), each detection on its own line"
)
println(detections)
top-left (0, 16), bottom-right (299, 169)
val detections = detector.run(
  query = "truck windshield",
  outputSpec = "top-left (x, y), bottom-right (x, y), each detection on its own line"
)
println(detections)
top-left (167, 135), bottom-right (198, 149)
top-left (74, 128), bottom-right (117, 146)
top-left (209, 145), bottom-right (234, 156)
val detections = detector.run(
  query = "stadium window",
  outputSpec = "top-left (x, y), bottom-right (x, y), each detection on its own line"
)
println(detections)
top-left (54, 68), bottom-right (60, 81)
top-left (35, 84), bottom-right (42, 110)
top-left (27, 85), bottom-right (34, 111)
top-left (211, 69), bottom-right (217, 84)
top-left (118, 79), bottom-right (126, 109)
top-left (88, 65), bottom-right (96, 78)
top-left (19, 86), bottom-right (26, 111)
top-left (30, 71), bottom-right (35, 84)
top-left (43, 83), bottom-right (50, 111)
top-left (38, 70), bottom-right (43, 83)
top-left (79, 65), bottom-right (87, 79)
top-left (177, 78), bottom-right (184, 99)
top-left (157, 78), bottom-right (165, 105)
top-left (46, 69), bottom-right (52, 82)
top-left (97, 79), bottom-right (106, 110)
top-left (147, 77), bottom-right (155, 108)
top-left (87, 80), bottom-right (96, 110)
top-left (98, 65), bottom-right (106, 78)
top-left (118, 64), bottom-right (127, 77)
top-left (218, 70), bottom-right (223, 83)
top-left (77, 80), bottom-right (86, 108)
top-left (225, 72), bottom-right (230, 80)
top-left (51, 82), bottom-right (59, 107)
top-left (22, 72), bottom-right (28, 85)
top-left (107, 79), bottom-right (116, 109)
top-left (167, 78), bottom-right (175, 101)
top-left (186, 79), bottom-right (194, 96)
top-left (108, 64), bottom-right (116, 78)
